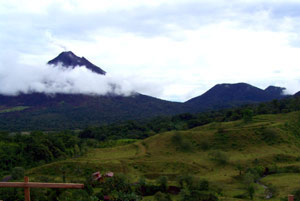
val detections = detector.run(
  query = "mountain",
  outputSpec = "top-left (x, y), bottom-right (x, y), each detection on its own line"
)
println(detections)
top-left (0, 93), bottom-right (187, 131)
top-left (47, 51), bottom-right (106, 75)
top-left (264, 86), bottom-right (286, 98)
top-left (294, 91), bottom-right (300, 97)
top-left (0, 83), bottom-right (288, 131)
top-left (0, 51), bottom-right (290, 131)
top-left (185, 83), bottom-right (286, 111)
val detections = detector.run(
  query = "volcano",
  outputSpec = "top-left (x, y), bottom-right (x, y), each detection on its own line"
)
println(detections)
top-left (47, 51), bottom-right (106, 75)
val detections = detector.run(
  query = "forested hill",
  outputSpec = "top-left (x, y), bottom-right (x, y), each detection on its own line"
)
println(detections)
top-left (0, 93), bottom-right (188, 131)
top-left (0, 52), bottom-right (291, 131)
top-left (2, 98), bottom-right (300, 200)
top-left (0, 83), bottom-right (290, 131)
top-left (185, 83), bottom-right (286, 112)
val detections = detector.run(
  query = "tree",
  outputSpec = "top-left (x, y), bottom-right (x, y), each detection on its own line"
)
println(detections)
top-left (243, 109), bottom-right (253, 123)
top-left (235, 162), bottom-right (244, 176)
top-left (247, 184), bottom-right (255, 200)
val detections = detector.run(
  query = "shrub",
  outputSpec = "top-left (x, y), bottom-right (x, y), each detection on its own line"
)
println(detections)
top-left (209, 151), bottom-right (229, 165)
top-left (157, 176), bottom-right (168, 192)
top-left (246, 184), bottom-right (255, 200)
top-left (180, 189), bottom-right (218, 201)
top-left (171, 132), bottom-right (193, 152)
top-left (260, 128), bottom-right (280, 145)
top-left (243, 109), bottom-right (253, 123)
top-left (154, 191), bottom-right (172, 201)
top-left (11, 167), bottom-right (25, 180)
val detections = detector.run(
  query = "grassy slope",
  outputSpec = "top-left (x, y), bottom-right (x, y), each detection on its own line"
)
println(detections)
top-left (0, 106), bottom-right (29, 113)
top-left (26, 112), bottom-right (300, 200)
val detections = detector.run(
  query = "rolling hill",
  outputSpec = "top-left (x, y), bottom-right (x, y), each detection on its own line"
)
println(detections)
top-left (25, 111), bottom-right (300, 200)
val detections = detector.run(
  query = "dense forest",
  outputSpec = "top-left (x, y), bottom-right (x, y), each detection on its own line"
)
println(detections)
top-left (78, 95), bottom-right (300, 141)
top-left (1, 95), bottom-right (300, 200)
top-left (1, 95), bottom-right (300, 175)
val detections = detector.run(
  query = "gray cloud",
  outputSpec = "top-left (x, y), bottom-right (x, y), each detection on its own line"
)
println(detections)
top-left (40, 1), bottom-right (300, 38)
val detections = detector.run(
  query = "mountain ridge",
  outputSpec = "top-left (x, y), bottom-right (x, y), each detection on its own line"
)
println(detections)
top-left (185, 82), bottom-right (286, 111)
top-left (47, 51), bottom-right (106, 75)
top-left (0, 52), bottom-right (293, 131)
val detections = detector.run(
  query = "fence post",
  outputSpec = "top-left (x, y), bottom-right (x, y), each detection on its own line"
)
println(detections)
top-left (24, 176), bottom-right (31, 201)
top-left (288, 195), bottom-right (294, 201)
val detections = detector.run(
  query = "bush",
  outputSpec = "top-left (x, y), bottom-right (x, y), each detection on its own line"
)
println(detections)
top-left (246, 184), bottom-right (255, 200)
top-left (243, 109), bottom-right (253, 123)
top-left (180, 189), bottom-right (218, 201)
top-left (209, 151), bottom-right (229, 165)
top-left (156, 176), bottom-right (168, 192)
top-left (293, 189), bottom-right (300, 201)
top-left (260, 128), bottom-right (280, 145)
top-left (154, 191), bottom-right (172, 201)
top-left (171, 132), bottom-right (193, 152)
top-left (11, 167), bottom-right (25, 180)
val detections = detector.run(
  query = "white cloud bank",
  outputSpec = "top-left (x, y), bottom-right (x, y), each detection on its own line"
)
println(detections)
top-left (0, 52), bottom-right (165, 98)
top-left (2, 0), bottom-right (300, 101)
top-left (0, 58), bottom-right (131, 96)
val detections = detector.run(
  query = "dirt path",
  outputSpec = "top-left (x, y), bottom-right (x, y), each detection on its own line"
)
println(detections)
top-left (135, 142), bottom-right (147, 157)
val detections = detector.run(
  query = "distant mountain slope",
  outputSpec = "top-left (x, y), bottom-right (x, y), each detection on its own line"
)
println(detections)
top-left (48, 51), bottom-right (106, 75)
top-left (0, 51), bottom-right (291, 131)
top-left (185, 83), bottom-right (286, 111)
top-left (0, 93), bottom-right (187, 131)
top-left (264, 86), bottom-right (286, 99)
top-left (0, 83), bottom-right (288, 131)
top-left (294, 91), bottom-right (300, 97)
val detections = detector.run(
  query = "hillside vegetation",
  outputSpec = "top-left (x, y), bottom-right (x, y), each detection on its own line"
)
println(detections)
top-left (21, 111), bottom-right (300, 201)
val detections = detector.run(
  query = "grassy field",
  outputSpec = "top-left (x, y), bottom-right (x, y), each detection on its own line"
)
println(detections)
top-left (26, 111), bottom-right (300, 200)
top-left (0, 106), bottom-right (29, 113)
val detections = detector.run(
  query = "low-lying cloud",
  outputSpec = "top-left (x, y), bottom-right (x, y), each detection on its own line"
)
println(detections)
top-left (0, 59), bottom-right (136, 96)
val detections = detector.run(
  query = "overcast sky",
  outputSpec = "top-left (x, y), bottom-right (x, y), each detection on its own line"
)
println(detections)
top-left (1, 0), bottom-right (300, 102)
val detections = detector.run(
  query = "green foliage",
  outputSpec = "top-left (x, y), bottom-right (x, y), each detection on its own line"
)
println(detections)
top-left (178, 175), bottom-right (193, 189)
top-left (179, 189), bottom-right (218, 201)
top-left (244, 166), bottom-right (264, 183)
top-left (259, 127), bottom-right (280, 145)
top-left (0, 131), bottom-right (91, 175)
top-left (97, 173), bottom-right (141, 201)
top-left (243, 109), bottom-right (253, 123)
top-left (246, 184), bottom-right (255, 200)
top-left (154, 191), bottom-right (172, 201)
top-left (292, 189), bottom-right (300, 201)
top-left (11, 167), bottom-right (24, 180)
top-left (235, 161), bottom-right (244, 176)
top-left (266, 183), bottom-right (278, 198)
top-left (209, 151), bottom-right (229, 165)
top-left (156, 176), bottom-right (168, 192)
top-left (0, 106), bottom-right (29, 113)
top-left (171, 132), bottom-right (193, 152)
top-left (1, 89), bottom-right (300, 133)
top-left (213, 128), bottom-right (229, 148)
top-left (0, 188), bottom-right (24, 201)
top-left (177, 175), bottom-right (218, 201)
